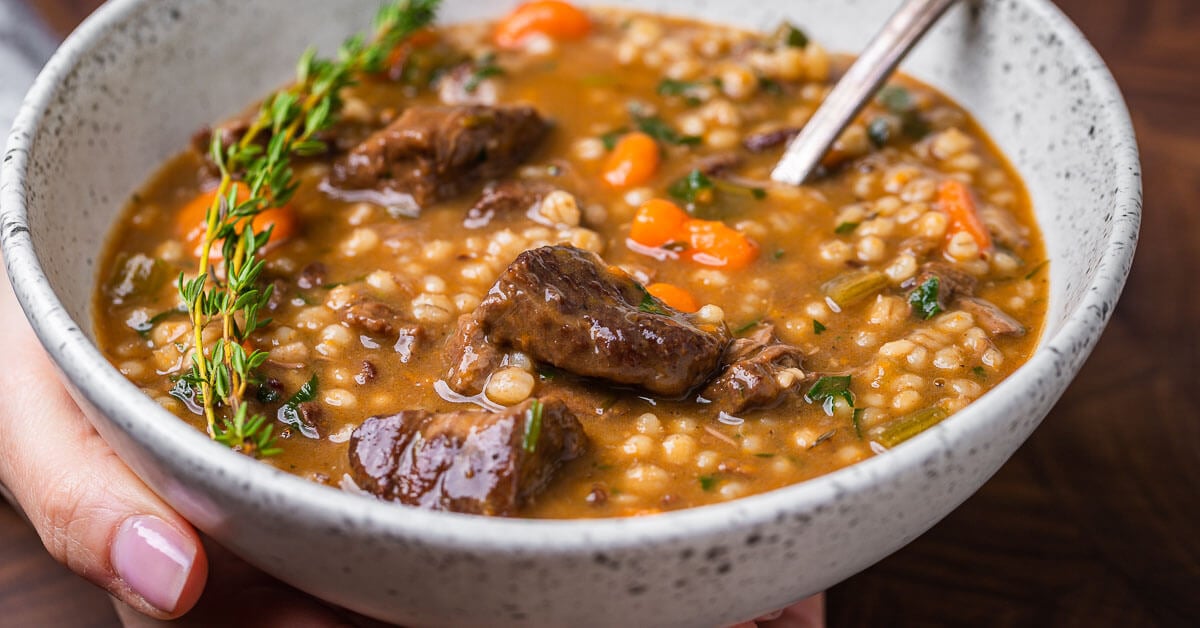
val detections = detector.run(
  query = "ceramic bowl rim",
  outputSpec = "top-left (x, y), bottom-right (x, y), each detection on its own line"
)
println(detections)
top-left (1, 0), bottom-right (1140, 551)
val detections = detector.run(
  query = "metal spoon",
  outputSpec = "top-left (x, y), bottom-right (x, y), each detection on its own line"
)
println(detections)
top-left (771, 0), bottom-right (961, 185)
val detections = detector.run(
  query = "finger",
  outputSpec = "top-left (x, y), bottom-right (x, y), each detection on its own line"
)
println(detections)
top-left (113, 538), bottom-right (349, 628)
top-left (0, 271), bottom-right (208, 618)
top-left (761, 592), bottom-right (825, 628)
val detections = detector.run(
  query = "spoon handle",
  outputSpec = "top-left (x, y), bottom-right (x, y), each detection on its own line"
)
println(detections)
top-left (771, 0), bottom-right (961, 185)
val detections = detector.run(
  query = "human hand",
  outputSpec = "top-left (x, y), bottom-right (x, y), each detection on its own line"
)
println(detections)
top-left (0, 264), bottom-right (358, 625)
top-left (730, 593), bottom-right (825, 628)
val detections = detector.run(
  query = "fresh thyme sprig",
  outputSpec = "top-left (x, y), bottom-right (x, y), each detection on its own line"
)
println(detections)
top-left (176, 0), bottom-right (440, 456)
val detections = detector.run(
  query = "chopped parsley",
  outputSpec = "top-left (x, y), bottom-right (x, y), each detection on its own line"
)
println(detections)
top-left (972, 366), bottom-right (988, 378)
top-left (774, 22), bottom-right (810, 48)
top-left (754, 452), bottom-right (776, 458)
top-left (132, 305), bottom-right (188, 338)
top-left (277, 373), bottom-right (320, 439)
top-left (637, 286), bottom-right (670, 315)
top-left (699, 474), bottom-right (719, 491)
top-left (909, 277), bottom-right (942, 320)
top-left (522, 399), bottom-right (544, 453)
top-left (879, 85), bottom-right (918, 113)
top-left (876, 85), bottom-right (930, 139)
top-left (758, 76), bottom-right (784, 96)
top-left (852, 408), bottom-right (865, 439)
top-left (1025, 259), bottom-right (1049, 280)
top-left (805, 375), bottom-right (854, 415)
top-left (668, 169), bottom-right (716, 204)
top-left (600, 127), bottom-right (630, 151)
top-left (463, 53), bottom-right (504, 93)
top-left (633, 113), bottom-right (701, 146)
top-left (835, 221), bottom-right (860, 235)
top-left (813, 319), bottom-right (827, 335)
top-left (657, 78), bottom-right (706, 105)
top-left (867, 117), bottom-right (891, 148)
top-left (734, 319), bottom-right (761, 335)
top-left (772, 249), bottom-right (786, 261)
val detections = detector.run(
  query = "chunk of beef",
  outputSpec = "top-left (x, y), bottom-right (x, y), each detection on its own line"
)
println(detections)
top-left (701, 324), bottom-right (809, 414)
top-left (696, 152), bottom-right (744, 176)
top-left (912, 262), bottom-right (977, 310)
top-left (445, 246), bottom-right (731, 397)
top-left (980, 205), bottom-right (1029, 250)
top-left (743, 126), bottom-right (801, 153)
top-left (342, 298), bottom-right (402, 337)
top-left (348, 398), bottom-right (586, 515)
top-left (444, 314), bottom-right (503, 391)
top-left (297, 262), bottom-right (327, 289)
top-left (956, 297), bottom-right (1027, 336)
top-left (330, 105), bottom-right (551, 213)
top-left (464, 179), bottom-right (552, 229)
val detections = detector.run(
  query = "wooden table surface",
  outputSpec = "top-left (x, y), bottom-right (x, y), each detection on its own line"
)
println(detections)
top-left (3, 0), bottom-right (1197, 625)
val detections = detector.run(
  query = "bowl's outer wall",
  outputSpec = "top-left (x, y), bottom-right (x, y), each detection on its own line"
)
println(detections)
top-left (1, 0), bottom-right (1140, 626)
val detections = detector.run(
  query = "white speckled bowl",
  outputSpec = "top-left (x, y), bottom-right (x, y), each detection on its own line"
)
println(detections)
top-left (1, 0), bottom-right (1139, 625)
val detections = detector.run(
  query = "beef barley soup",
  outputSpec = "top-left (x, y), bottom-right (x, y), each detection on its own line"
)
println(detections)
top-left (92, 1), bottom-right (1047, 518)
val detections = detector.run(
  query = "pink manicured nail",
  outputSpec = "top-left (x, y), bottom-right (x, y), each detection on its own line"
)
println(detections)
top-left (111, 515), bottom-right (196, 613)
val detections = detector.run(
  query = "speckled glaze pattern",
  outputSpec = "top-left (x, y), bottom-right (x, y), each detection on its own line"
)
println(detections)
top-left (0, 0), bottom-right (1140, 625)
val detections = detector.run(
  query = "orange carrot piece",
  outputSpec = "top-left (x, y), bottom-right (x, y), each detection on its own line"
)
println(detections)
top-left (494, 1), bottom-right (591, 49)
top-left (177, 187), bottom-right (297, 258)
top-left (602, 131), bottom-right (660, 188)
top-left (646, 282), bottom-right (700, 313)
top-left (629, 198), bottom-right (689, 247)
top-left (937, 179), bottom-right (993, 252)
top-left (684, 219), bottom-right (760, 270)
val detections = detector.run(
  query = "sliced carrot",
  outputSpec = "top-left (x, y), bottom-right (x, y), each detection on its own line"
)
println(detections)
top-left (937, 179), bottom-right (992, 252)
top-left (683, 219), bottom-right (759, 270)
top-left (629, 198), bottom-right (689, 247)
top-left (176, 186), bottom-right (297, 258)
top-left (494, 1), bottom-right (591, 49)
top-left (602, 131), bottom-right (660, 189)
top-left (646, 282), bottom-right (699, 313)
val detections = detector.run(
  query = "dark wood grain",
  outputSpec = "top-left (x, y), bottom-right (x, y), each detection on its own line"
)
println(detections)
top-left (5, 0), bottom-right (1198, 626)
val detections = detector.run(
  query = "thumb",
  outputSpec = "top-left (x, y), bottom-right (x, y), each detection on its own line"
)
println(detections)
top-left (0, 277), bottom-right (207, 618)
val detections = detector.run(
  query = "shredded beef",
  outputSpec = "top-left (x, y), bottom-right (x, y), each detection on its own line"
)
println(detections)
top-left (701, 325), bottom-right (809, 414)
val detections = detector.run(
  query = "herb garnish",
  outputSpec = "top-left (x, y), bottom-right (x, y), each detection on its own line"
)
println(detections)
top-left (909, 277), bottom-right (942, 320)
top-left (133, 306), bottom-right (188, 338)
top-left (699, 474), bottom-right (719, 491)
top-left (734, 319), bottom-right (761, 335)
top-left (876, 85), bottom-right (930, 139)
top-left (176, 0), bottom-right (440, 456)
top-left (852, 408), bottom-right (865, 439)
top-left (805, 375), bottom-right (854, 415)
top-left (773, 22), bottom-right (810, 48)
top-left (633, 114), bottom-right (701, 146)
top-left (972, 366), bottom-right (988, 378)
top-left (813, 319), bottom-right (826, 335)
top-left (637, 286), bottom-right (670, 315)
top-left (835, 221), bottom-right (860, 235)
top-left (772, 249), bottom-right (785, 260)
top-left (464, 52), bottom-right (504, 92)
top-left (277, 373), bottom-right (320, 439)
top-left (1024, 259), bottom-right (1049, 280)
top-left (657, 78), bottom-right (706, 105)
top-left (867, 117), bottom-right (891, 148)
top-left (668, 169), bottom-right (716, 204)
top-left (600, 127), bottom-right (630, 150)
top-left (522, 399), bottom-right (544, 453)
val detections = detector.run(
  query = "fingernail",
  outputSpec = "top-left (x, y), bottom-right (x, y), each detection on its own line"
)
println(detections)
top-left (111, 515), bottom-right (196, 613)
